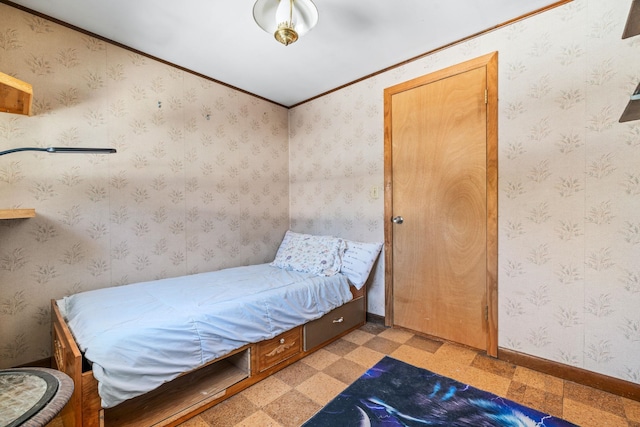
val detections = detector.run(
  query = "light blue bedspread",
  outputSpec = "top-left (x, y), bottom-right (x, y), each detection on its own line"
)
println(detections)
top-left (59, 263), bottom-right (353, 408)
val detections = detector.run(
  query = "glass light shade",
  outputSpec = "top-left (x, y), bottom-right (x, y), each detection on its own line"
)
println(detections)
top-left (253, 0), bottom-right (318, 45)
top-left (0, 147), bottom-right (116, 156)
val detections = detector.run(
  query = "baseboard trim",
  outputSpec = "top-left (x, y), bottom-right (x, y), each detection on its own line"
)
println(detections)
top-left (14, 357), bottom-right (51, 368)
top-left (499, 348), bottom-right (640, 401)
top-left (366, 312), bottom-right (385, 324)
top-left (360, 318), bottom-right (640, 401)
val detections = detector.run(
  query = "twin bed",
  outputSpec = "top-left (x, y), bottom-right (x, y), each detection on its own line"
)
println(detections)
top-left (51, 231), bottom-right (382, 427)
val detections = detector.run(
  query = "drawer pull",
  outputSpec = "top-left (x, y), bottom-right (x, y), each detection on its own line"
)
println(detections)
top-left (280, 338), bottom-right (285, 344)
top-left (333, 317), bottom-right (344, 323)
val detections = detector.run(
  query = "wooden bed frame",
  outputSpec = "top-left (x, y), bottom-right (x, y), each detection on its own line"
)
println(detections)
top-left (51, 286), bottom-right (365, 427)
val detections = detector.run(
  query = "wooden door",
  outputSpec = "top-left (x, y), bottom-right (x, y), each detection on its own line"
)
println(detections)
top-left (384, 53), bottom-right (498, 355)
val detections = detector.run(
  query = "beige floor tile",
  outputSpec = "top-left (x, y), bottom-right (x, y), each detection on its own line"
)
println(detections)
top-left (377, 327), bottom-right (414, 344)
top-left (273, 361), bottom-right (318, 387)
top-left (389, 344), bottom-right (433, 369)
top-left (296, 372), bottom-right (348, 406)
top-left (403, 335), bottom-right (443, 353)
top-left (241, 375), bottom-right (292, 408)
top-left (342, 328), bottom-right (375, 346)
top-left (234, 410), bottom-right (283, 427)
top-left (344, 345), bottom-right (385, 368)
top-left (263, 390), bottom-right (322, 427)
top-left (323, 358), bottom-right (368, 384)
top-left (421, 355), bottom-right (474, 383)
top-left (520, 384), bottom-right (563, 418)
top-left (563, 398), bottom-right (629, 427)
top-left (506, 380), bottom-right (528, 403)
top-left (363, 336), bottom-right (402, 354)
top-left (563, 380), bottom-right (626, 418)
top-left (198, 394), bottom-right (258, 427)
top-left (432, 342), bottom-right (479, 366)
top-left (513, 366), bottom-right (565, 396)
top-left (300, 348), bottom-right (341, 371)
top-left (323, 338), bottom-right (359, 357)
top-left (624, 397), bottom-right (640, 423)
top-left (455, 366), bottom-right (511, 398)
top-left (470, 353), bottom-right (516, 379)
top-left (358, 321), bottom-right (387, 336)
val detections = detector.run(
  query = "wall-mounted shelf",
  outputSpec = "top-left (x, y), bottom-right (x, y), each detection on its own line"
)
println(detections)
top-left (0, 209), bottom-right (36, 219)
top-left (0, 71), bottom-right (33, 116)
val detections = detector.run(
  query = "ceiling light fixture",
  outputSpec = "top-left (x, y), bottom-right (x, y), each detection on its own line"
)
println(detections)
top-left (253, 0), bottom-right (318, 46)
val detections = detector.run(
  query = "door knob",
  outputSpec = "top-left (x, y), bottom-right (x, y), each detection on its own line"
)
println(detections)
top-left (392, 216), bottom-right (404, 224)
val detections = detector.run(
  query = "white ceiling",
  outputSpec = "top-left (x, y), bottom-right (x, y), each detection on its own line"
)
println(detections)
top-left (6, 0), bottom-right (564, 107)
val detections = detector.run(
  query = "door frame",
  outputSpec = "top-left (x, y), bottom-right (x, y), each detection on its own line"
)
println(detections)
top-left (383, 52), bottom-right (498, 357)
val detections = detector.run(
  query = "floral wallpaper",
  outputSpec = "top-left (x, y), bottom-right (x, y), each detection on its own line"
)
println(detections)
top-left (1, 0), bottom-right (639, 390)
top-left (0, 4), bottom-right (289, 368)
top-left (289, 0), bottom-right (640, 386)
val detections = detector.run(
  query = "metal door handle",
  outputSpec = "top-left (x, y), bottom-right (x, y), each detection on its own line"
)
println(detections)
top-left (392, 216), bottom-right (404, 224)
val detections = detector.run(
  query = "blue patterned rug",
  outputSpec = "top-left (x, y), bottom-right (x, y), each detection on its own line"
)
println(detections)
top-left (303, 356), bottom-right (577, 427)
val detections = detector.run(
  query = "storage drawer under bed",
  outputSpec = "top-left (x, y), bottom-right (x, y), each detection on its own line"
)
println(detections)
top-left (304, 297), bottom-right (365, 351)
top-left (256, 327), bottom-right (302, 372)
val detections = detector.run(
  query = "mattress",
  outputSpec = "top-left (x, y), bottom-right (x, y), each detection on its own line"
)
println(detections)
top-left (58, 263), bottom-right (353, 408)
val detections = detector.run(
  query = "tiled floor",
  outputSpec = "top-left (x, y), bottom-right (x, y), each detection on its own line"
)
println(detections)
top-left (48, 322), bottom-right (640, 426)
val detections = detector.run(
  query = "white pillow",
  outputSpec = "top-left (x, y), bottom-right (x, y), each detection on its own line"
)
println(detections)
top-left (340, 240), bottom-right (383, 289)
top-left (271, 230), bottom-right (346, 276)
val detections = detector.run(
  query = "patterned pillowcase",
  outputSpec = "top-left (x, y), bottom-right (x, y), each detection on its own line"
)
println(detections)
top-left (340, 240), bottom-right (383, 289)
top-left (271, 231), bottom-right (346, 276)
